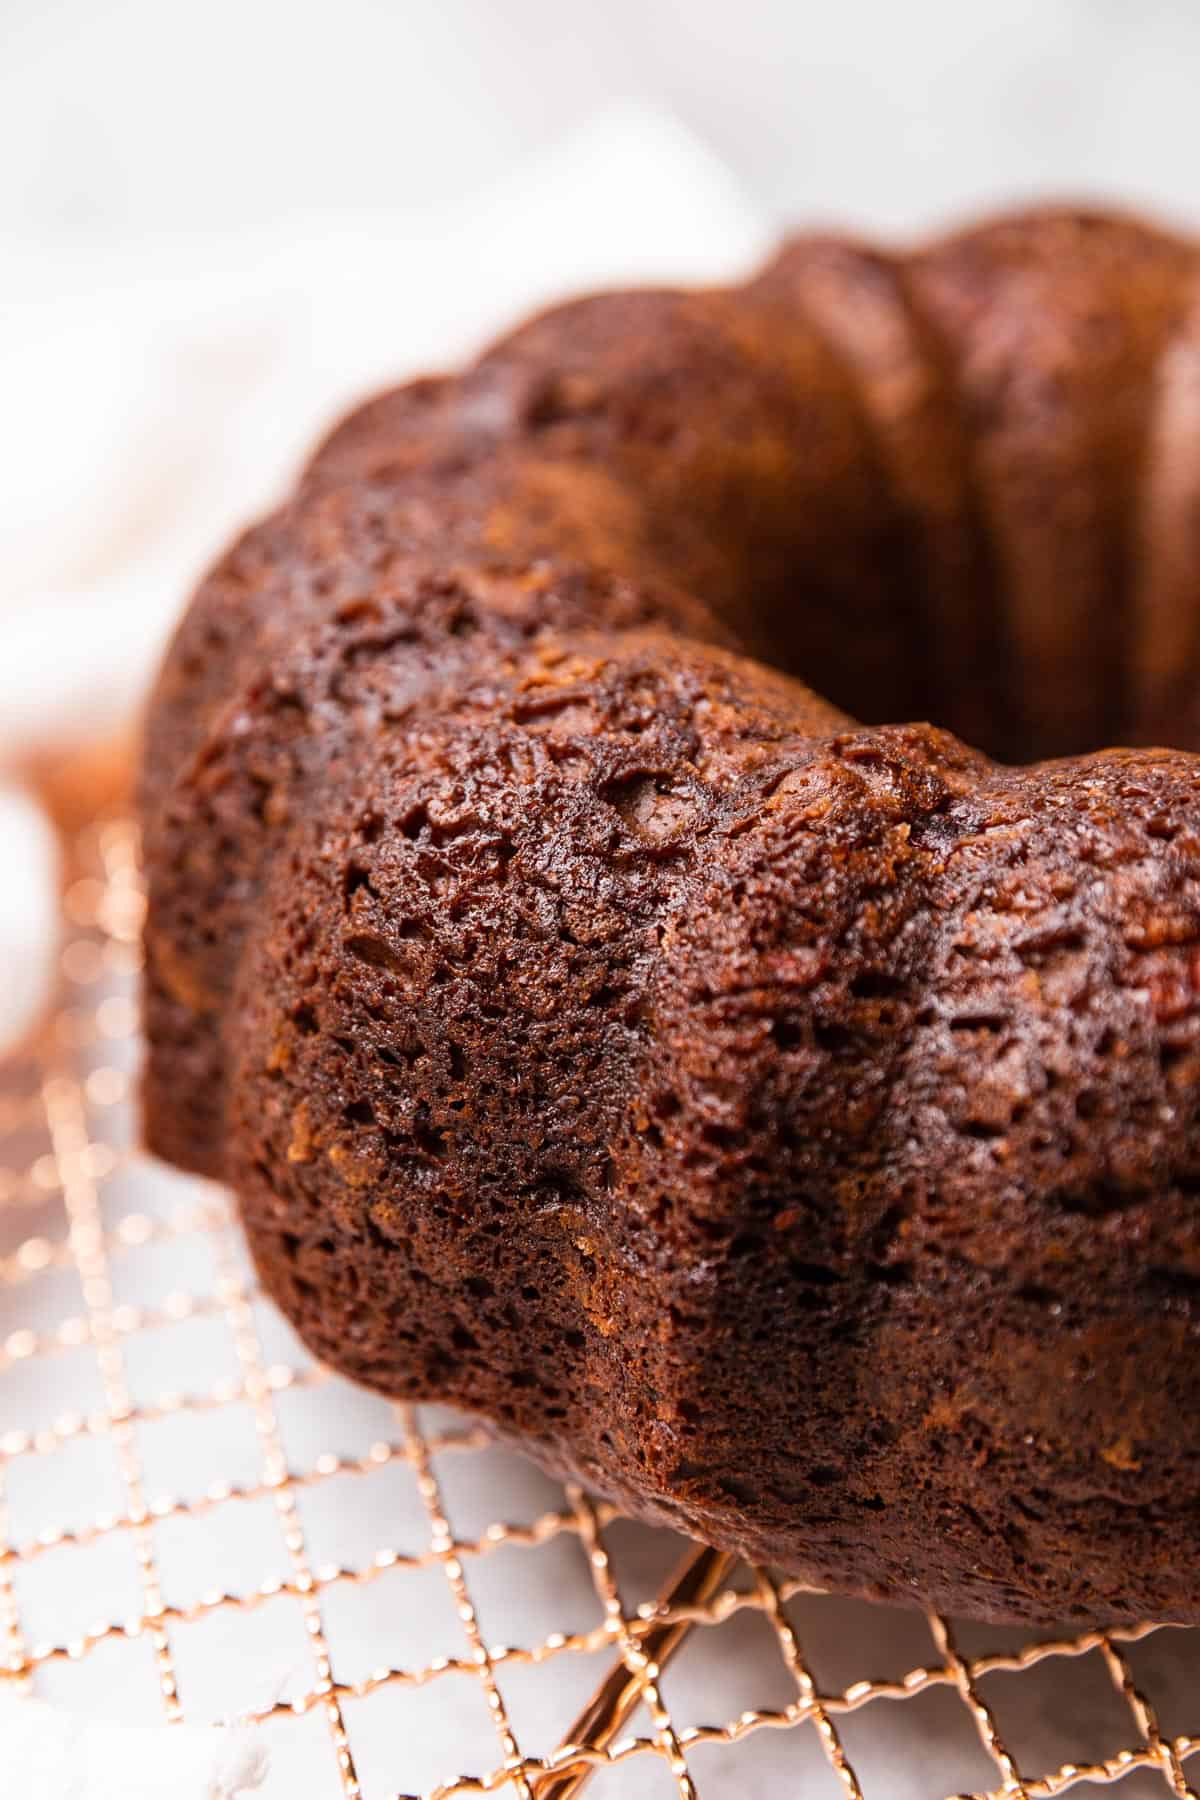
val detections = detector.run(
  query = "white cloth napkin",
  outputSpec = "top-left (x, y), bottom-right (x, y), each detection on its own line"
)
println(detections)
top-left (0, 784), bottom-right (59, 1054)
top-left (0, 103), bottom-right (769, 1061)
top-left (0, 1692), bottom-right (266, 1800)
top-left (0, 101), bottom-right (768, 761)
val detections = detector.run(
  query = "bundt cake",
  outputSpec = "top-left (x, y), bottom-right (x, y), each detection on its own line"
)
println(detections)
top-left (141, 207), bottom-right (1200, 1627)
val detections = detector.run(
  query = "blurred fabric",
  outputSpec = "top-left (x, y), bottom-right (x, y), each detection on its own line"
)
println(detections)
top-left (5, 0), bottom-right (1200, 756)
top-left (1, 103), bottom-right (766, 758)
top-left (0, 1689), bottom-right (265, 1800)
top-left (6, 0), bottom-right (1200, 241)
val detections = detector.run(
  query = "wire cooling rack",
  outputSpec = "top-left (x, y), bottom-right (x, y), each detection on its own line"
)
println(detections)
top-left (2, 816), bottom-right (1200, 1800)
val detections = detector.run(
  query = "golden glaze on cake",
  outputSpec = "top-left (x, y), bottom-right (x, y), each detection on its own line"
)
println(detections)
top-left (141, 208), bottom-right (1200, 1625)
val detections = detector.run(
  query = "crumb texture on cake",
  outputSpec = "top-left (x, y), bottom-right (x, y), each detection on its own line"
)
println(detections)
top-left (141, 207), bottom-right (1200, 1626)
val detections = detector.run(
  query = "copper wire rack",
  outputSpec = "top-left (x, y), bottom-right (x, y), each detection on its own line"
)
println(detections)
top-left (2, 815), bottom-right (1200, 1799)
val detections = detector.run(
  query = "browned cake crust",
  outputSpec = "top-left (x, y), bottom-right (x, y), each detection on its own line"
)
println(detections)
top-left (141, 207), bottom-right (1200, 1626)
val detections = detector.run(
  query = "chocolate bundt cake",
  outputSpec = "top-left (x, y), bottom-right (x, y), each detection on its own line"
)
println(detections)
top-left (141, 207), bottom-right (1200, 1627)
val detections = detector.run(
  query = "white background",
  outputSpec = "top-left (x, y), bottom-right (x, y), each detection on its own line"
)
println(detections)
top-left (5, 0), bottom-right (1200, 242)
top-left (5, 0), bottom-right (1200, 753)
